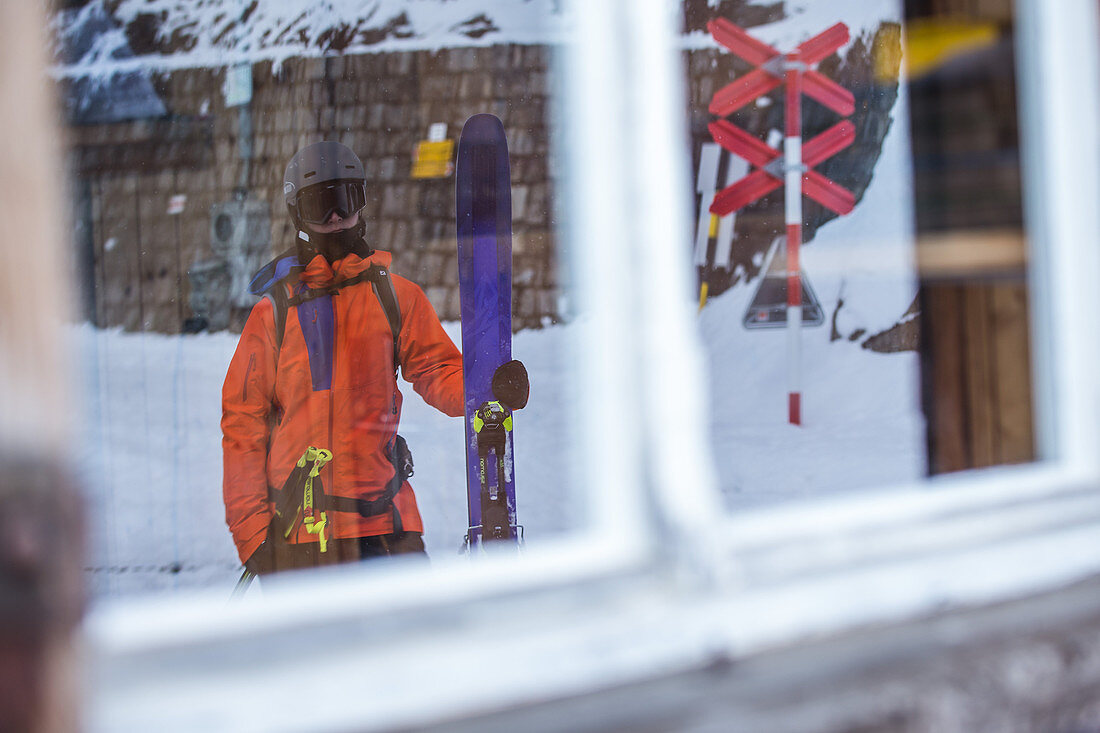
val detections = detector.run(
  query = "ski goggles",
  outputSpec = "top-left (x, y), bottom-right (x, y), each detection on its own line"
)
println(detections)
top-left (295, 180), bottom-right (366, 225)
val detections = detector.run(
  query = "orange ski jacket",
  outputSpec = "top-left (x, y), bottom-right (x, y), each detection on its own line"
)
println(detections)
top-left (222, 249), bottom-right (464, 563)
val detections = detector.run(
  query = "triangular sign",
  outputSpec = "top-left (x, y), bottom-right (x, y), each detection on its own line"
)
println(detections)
top-left (742, 237), bottom-right (825, 330)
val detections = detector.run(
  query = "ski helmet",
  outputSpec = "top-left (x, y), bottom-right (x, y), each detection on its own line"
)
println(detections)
top-left (284, 141), bottom-right (369, 261)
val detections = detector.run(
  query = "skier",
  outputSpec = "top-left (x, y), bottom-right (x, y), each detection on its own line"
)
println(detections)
top-left (222, 141), bottom-right (469, 576)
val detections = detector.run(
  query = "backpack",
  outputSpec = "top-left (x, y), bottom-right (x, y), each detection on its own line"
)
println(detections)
top-left (247, 251), bottom-right (414, 535)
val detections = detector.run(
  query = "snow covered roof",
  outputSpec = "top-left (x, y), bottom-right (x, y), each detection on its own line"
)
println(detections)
top-left (55, 2), bottom-right (166, 123)
top-left (50, 0), bottom-right (900, 128)
top-left (51, 0), bottom-right (903, 81)
top-left (51, 0), bottom-right (572, 79)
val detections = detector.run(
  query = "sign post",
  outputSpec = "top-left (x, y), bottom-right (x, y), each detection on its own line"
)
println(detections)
top-left (784, 50), bottom-right (805, 425)
top-left (705, 18), bottom-right (857, 425)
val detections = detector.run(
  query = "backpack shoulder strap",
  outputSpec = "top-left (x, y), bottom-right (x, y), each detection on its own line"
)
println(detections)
top-left (264, 279), bottom-right (292, 350)
top-left (251, 250), bottom-right (302, 351)
top-left (367, 265), bottom-right (402, 374)
top-left (263, 269), bottom-right (303, 350)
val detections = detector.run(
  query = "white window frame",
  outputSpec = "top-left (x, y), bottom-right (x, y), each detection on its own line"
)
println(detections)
top-left (85, 1), bottom-right (1100, 731)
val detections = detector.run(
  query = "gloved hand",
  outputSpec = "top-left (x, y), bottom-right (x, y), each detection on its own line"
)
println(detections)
top-left (244, 540), bottom-right (276, 576)
top-left (492, 359), bottom-right (529, 409)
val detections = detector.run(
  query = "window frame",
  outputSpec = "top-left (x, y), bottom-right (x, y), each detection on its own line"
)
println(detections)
top-left (708, 0), bottom-right (1100, 636)
top-left (85, 0), bottom-right (1100, 730)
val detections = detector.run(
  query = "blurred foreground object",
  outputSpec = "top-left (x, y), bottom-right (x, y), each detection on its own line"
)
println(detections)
top-left (0, 2), bottom-right (85, 732)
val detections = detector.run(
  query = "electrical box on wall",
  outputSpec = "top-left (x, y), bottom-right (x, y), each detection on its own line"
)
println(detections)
top-left (187, 196), bottom-right (271, 331)
top-left (209, 197), bottom-right (271, 309)
top-left (186, 259), bottom-right (230, 332)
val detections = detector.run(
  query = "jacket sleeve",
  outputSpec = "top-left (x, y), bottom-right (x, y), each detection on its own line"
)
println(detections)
top-left (221, 297), bottom-right (279, 563)
top-left (395, 280), bottom-right (465, 417)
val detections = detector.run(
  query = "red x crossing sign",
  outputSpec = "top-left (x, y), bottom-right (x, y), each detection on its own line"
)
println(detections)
top-left (708, 20), bottom-right (855, 118)
top-left (708, 118), bottom-right (855, 215)
top-left (706, 19), bottom-right (856, 217)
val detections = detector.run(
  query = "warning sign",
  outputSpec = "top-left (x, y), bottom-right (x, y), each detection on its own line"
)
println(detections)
top-left (743, 238), bottom-right (825, 330)
top-left (411, 140), bottom-right (454, 179)
top-left (167, 194), bottom-right (187, 215)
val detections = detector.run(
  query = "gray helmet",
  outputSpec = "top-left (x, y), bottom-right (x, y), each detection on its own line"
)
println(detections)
top-left (283, 141), bottom-right (367, 228)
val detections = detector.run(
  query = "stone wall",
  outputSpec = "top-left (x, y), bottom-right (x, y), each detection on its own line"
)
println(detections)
top-left (66, 44), bottom-right (558, 333)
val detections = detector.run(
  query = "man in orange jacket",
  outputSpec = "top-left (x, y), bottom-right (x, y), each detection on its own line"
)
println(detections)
top-left (222, 141), bottom-right (467, 575)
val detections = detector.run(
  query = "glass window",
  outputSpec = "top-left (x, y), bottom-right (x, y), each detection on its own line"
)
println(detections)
top-left (60, 1), bottom-right (1100, 730)
top-left (689, 0), bottom-right (1035, 514)
top-left (54, 0), bottom-right (1065, 602)
top-left (54, 0), bottom-right (596, 601)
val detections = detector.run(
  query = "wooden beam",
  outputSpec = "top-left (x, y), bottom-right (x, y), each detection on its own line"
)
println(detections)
top-left (917, 229), bottom-right (1027, 280)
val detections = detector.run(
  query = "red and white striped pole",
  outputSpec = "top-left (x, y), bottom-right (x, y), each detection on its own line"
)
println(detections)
top-left (784, 52), bottom-right (804, 426)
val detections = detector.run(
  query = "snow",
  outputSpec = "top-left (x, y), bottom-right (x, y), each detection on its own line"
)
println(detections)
top-left (806, 81), bottom-right (918, 336)
top-left (52, 2), bottom-right (167, 123)
top-left (53, 0), bottom-right (897, 79)
top-left (684, 0), bottom-right (901, 54)
top-left (53, 0), bottom-right (574, 78)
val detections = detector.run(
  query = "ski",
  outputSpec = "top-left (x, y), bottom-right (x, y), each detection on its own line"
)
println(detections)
top-left (456, 114), bottom-right (520, 548)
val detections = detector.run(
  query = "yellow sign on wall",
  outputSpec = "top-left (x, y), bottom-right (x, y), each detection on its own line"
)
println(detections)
top-left (411, 140), bottom-right (455, 179)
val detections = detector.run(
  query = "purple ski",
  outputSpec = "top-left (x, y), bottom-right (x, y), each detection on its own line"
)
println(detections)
top-left (456, 114), bottom-right (520, 547)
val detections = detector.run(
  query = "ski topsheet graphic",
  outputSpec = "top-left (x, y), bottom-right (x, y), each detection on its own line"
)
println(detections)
top-left (456, 114), bottom-right (520, 548)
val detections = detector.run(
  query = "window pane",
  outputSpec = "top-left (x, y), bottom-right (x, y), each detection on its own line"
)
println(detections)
top-left (54, 1), bottom-right (587, 599)
top-left (687, 0), bottom-right (1032, 512)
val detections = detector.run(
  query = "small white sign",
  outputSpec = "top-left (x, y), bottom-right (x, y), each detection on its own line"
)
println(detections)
top-left (224, 63), bottom-right (253, 107)
top-left (428, 122), bottom-right (447, 143)
top-left (167, 194), bottom-right (187, 215)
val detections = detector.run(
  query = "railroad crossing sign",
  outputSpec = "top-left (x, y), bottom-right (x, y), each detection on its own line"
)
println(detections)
top-left (709, 117), bottom-right (856, 216)
top-left (707, 18), bottom-right (856, 217)
top-left (705, 17), bottom-right (856, 425)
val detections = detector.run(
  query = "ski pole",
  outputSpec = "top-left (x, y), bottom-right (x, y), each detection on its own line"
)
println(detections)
top-left (230, 568), bottom-right (255, 600)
